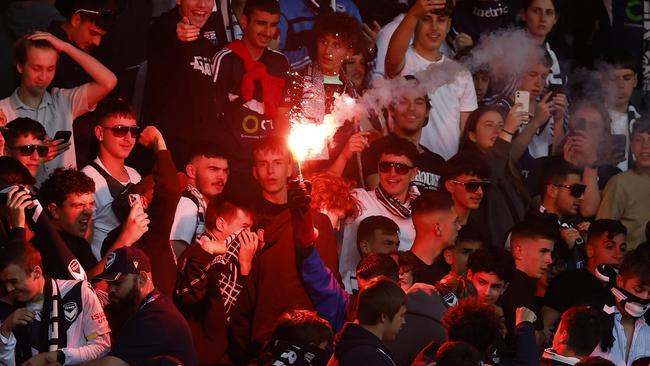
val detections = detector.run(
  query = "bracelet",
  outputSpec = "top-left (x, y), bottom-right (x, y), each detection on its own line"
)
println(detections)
top-left (502, 129), bottom-right (515, 136)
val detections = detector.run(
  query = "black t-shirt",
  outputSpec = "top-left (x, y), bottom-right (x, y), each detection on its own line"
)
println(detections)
top-left (110, 291), bottom-right (198, 366)
top-left (213, 47), bottom-right (290, 169)
top-left (363, 134), bottom-right (446, 193)
top-left (48, 21), bottom-right (91, 89)
top-left (498, 269), bottom-right (543, 341)
top-left (451, 0), bottom-right (523, 43)
top-left (544, 268), bottom-right (608, 314)
top-left (403, 250), bottom-right (449, 286)
top-left (143, 7), bottom-right (227, 166)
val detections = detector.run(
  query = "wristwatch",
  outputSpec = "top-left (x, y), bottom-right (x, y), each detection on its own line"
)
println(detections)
top-left (57, 349), bottom-right (66, 365)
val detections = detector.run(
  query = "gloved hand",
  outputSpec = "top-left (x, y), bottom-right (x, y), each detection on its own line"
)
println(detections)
top-left (287, 179), bottom-right (312, 215)
top-left (287, 179), bottom-right (318, 248)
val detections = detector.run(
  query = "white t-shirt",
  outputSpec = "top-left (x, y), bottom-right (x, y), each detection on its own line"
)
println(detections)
top-left (372, 14), bottom-right (453, 83)
top-left (0, 280), bottom-right (110, 365)
top-left (339, 189), bottom-right (415, 293)
top-left (0, 85), bottom-right (94, 185)
top-left (399, 48), bottom-right (478, 159)
top-left (169, 196), bottom-right (204, 245)
top-left (81, 158), bottom-right (141, 260)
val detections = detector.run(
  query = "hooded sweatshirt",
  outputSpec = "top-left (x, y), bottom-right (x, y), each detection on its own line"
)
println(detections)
top-left (386, 284), bottom-right (448, 366)
top-left (328, 323), bottom-right (396, 366)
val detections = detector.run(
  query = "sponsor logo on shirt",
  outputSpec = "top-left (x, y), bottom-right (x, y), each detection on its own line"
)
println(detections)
top-left (416, 171), bottom-right (441, 190)
top-left (91, 312), bottom-right (107, 324)
top-left (68, 260), bottom-right (86, 281)
top-left (241, 114), bottom-right (275, 137)
top-left (203, 30), bottom-right (217, 41)
top-left (190, 56), bottom-right (216, 76)
top-left (473, 5), bottom-right (510, 18)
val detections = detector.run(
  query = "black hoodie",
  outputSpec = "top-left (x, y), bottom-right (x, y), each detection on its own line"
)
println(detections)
top-left (329, 323), bottom-right (396, 366)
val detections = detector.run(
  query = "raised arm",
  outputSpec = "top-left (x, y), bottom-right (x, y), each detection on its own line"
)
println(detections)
top-left (385, 0), bottom-right (447, 78)
top-left (28, 32), bottom-right (117, 108)
top-left (511, 92), bottom-right (553, 164)
top-left (328, 131), bottom-right (370, 177)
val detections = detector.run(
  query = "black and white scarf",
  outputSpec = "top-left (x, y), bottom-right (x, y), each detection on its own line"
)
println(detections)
top-left (184, 184), bottom-right (207, 236)
top-left (189, 228), bottom-right (244, 320)
top-left (374, 184), bottom-right (419, 219)
top-left (14, 277), bottom-right (64, 363)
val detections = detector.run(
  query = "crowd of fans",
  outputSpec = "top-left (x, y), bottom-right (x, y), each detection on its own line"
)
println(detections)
top-left (1, 0), bottom-right (650, 365)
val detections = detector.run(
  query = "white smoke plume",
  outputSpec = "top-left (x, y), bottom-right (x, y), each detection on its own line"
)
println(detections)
top-left (460, 28), bottom-right (545, 85)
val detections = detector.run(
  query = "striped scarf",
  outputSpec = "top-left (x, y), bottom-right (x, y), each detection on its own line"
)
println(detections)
top-left (374, 184), bottom-right (420, 219)
top-left (46, 278), bottom-right (61, 352)
top-left (15, 277), bottom-right (63, 363)
top-left (185, 184), bottom-right (207, 236)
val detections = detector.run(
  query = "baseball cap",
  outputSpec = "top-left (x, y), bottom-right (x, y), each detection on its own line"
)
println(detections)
top-left (95, 246), bottom-right (151, 281)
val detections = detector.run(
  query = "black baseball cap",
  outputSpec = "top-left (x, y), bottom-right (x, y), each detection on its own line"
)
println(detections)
top-left (95, 246), bottom-right (151, 281)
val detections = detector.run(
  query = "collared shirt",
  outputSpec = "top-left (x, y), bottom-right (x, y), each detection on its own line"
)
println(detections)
top-left (0, 85), bottom-right (92, 184)
top-left (590, 304), bottom-right (650, 365)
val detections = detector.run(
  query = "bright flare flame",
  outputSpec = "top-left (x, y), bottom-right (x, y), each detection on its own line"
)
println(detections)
top-left (288, 115), bottom-right (338, 162)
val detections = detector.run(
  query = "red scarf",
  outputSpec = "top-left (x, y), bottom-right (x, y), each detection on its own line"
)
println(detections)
top-left (226, 40), bottom-right (286, 118)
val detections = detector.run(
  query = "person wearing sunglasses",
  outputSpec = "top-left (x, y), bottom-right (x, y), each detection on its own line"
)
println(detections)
top-left (459, 105), bottom-right (530, 250)
top-left (442, 153), bottom-right (491, 230)
top-left (539, 157), bottom-right (588, 272)
top-left (2, 117), bottom-right (49, 180)
top-left (358, 76), bottom-right (445, 193)
top-left (81, 99), bottom-right (143, 260)
top-left (339, 138), bottom-right (418, 294)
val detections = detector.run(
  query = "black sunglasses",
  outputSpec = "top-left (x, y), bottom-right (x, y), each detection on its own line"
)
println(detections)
top-left (11, 144), bottom-right (49, 157)
top-left (552, 183), bottom-right (587, 198)
top-left (102, 125), bottom-right (141, 138)
top-left (378, 161), bottom-right (414, 175)
top-left (450, 179), bottom-right (491, 193)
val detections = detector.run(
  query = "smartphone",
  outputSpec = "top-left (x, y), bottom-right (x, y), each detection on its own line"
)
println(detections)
top-left (53, 130), bottom-right (72, 143)
top-left (548, 83), bottom-right (565, 99)
top-left (514, 90), bottom-right (530, 122)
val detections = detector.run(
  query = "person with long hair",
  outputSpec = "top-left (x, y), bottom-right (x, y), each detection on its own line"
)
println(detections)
top-left (459, 105), bottom-right (530, 247)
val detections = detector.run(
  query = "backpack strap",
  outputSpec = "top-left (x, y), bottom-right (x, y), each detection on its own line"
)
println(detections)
top-left (88, 162), bottom-right (130, 199)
